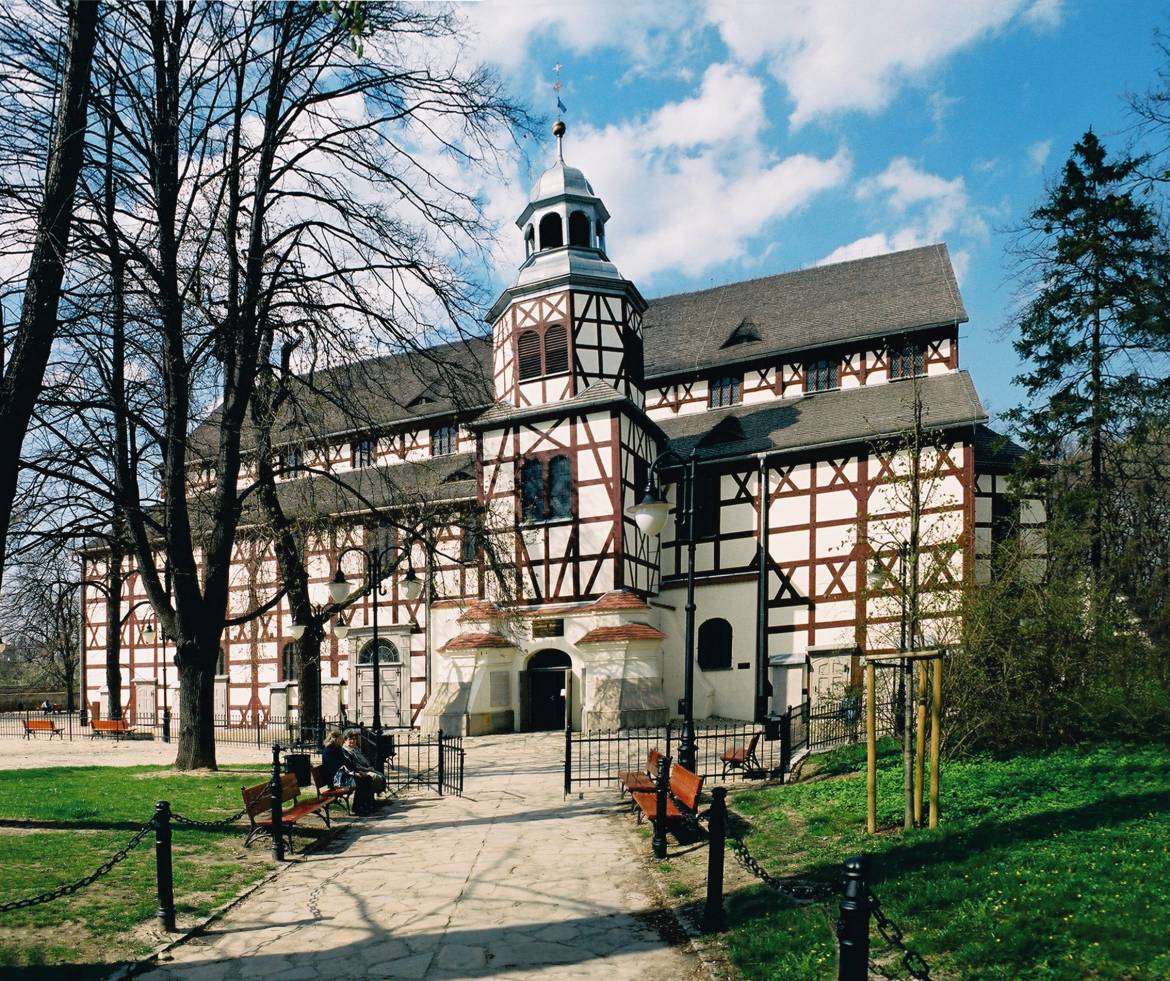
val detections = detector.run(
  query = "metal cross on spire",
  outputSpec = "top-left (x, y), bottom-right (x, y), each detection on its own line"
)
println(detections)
top-left (553, 62), bottom-right (567, 117)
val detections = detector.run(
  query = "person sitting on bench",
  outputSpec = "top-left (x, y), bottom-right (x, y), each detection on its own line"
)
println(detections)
top-left (344, 730), bottom-right (386, 795)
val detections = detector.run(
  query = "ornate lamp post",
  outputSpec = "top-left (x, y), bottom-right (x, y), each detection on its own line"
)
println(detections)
top-left (329, 539), bottom-right (423, 767)
top-left (627, 447), bottom-right (700, 772)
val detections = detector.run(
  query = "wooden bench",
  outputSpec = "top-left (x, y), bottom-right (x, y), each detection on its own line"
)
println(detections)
top-left (241, 773), bottom-right (331, 851)
top-left (90, 719), bottom-right (132, 740)
top-left (22, 719), bottom-right (64, 740)
top-left (311, 763), bottom-right (353, 819)
top-left (631, 762), bottom-right (704, 829)
top-left (720, 732), bottom-right (762, 777)
top-left (618, 749), bottom-right (664, 796)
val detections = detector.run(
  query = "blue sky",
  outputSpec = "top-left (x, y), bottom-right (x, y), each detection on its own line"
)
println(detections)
top-left (461, 1), bottom-right (1169, 425)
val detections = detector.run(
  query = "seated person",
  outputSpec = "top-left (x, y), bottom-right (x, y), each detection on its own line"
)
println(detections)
top-left (321, 730), bottom-right (351, 788)
top-left (344, 730), bottom-right (386, 794)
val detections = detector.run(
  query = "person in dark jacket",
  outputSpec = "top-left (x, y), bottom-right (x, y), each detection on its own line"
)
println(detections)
top-left (321, 730), bottom-right (351, 788)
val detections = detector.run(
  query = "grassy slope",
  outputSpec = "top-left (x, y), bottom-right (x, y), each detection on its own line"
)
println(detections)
top-left (0, 765), bottom-right (271, 970)
top-left (723, 741), bottom-right (1170, 981)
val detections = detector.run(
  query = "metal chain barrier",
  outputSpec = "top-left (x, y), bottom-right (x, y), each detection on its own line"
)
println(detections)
top-left (171, 807), bottom-right (246, 829)
top-left (0, 819), bottom-right (156, 914)
top-left (867, 885), bottom-right (932, 980)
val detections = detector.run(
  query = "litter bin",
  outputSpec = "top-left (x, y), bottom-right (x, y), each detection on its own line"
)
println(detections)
top-left (763, 715), bottom-right (782, 742)
top-left (284, 752), bottom-right (312, 788)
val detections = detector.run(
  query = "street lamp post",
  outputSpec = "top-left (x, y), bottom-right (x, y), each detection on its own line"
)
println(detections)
top-left (627, 448), bottom-right (700, 772)
top-left (330, 539), bottom-right (423, 769)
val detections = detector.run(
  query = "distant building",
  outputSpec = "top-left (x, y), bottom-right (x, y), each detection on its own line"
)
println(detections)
top-left (81, 129), bottom-right (1035, 733)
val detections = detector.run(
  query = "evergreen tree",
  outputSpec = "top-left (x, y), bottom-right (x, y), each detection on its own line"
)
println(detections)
top-left (1009, 130), bottom-right (1170, 579)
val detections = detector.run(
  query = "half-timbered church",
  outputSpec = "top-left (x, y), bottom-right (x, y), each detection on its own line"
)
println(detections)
top-left (82, 124), bottom-right (1034, 735)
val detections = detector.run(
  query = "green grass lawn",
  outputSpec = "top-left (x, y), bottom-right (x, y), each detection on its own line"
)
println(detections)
top-left (719, 741), bottom-right (1170, 980)
top-left (0, 764), bottom-right (274, 972)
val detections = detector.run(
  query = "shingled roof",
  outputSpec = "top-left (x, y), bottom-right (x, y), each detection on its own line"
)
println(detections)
top-left (659, 372), bottom-right (987, 462)
top-left (188, 244), bottom-right (970, 458)
top-left (642, 244), bottom-right (967, 379)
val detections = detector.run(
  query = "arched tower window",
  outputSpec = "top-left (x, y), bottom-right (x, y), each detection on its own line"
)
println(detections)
top-left (517, 330), bottom-right (542, 380)
top-left (521, 459), bottom-right (546, 522)
top-left (548, 456), bottom-right (572, 518)
top-left (543, 324), bottom-right (568, 375)
top-left (524, 224), bottom-right (535, 257)
top-left (568, 211), bottom-right (590, 247)
top-left (697, 619), bottom-right (733, 671)
top-left (538, 212), bottom-right (563, 249)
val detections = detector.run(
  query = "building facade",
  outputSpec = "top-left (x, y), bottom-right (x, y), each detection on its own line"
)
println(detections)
top-left (81, 132), bottom-right (1033, 734)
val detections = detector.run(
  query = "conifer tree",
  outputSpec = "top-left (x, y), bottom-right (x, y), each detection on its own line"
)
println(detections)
top-left (1008, 130), bottom-right (1170, 579)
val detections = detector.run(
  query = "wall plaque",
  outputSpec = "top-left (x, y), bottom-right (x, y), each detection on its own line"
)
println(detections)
top-left (531, 618), bottom-right (564, 639)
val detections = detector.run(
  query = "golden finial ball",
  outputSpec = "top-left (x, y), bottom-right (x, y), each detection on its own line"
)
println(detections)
top-left (552, 120), bottom-right (566, 138)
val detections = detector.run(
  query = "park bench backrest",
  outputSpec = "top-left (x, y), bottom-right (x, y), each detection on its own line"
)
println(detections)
top-left (743, 732), bottom-right (761, 756)
top-left (93, 719), bottom-right (129, 731)
top-left (647, 749), bottom-right (663, 776)
top-left (669, 762), bottom-right (703, 813)
top-left (241, 773), bottom-right (299, 819)
top-left (25, 720), bottom-right (56, 730)
top-left (311, 764), bottom-right (336, 795)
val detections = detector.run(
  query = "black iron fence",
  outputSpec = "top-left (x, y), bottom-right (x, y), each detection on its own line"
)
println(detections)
top-left (565, 718), bottom-right (787, 792)
top-left (383, 731), bottom-right (464, 797)
top-left (0, 710), bottom-right (85, 739)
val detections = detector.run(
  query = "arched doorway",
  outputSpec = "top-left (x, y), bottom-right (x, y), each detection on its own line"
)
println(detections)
top-left (521, 649), bottom-right (571, 731)
top-left (355, 639), bottom-right (404, 726)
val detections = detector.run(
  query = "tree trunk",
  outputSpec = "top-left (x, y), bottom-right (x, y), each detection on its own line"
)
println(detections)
top-left (175, 646), bottom-right (217, 770)
top-left (104, 533), bottom-right (125, 720)
top-left (297, 631), bottom-right (322, 743)
top-left (0, 0), bottom-right (98, 588)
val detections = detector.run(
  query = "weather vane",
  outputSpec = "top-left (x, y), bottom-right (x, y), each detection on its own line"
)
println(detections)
top-left (553, 62), bottom-right (567, 117)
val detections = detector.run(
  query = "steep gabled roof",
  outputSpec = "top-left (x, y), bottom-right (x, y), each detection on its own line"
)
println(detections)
top-left (642, 243), bottom-right (967, 379)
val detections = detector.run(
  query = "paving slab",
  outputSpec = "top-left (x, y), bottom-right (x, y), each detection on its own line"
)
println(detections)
top-left (140, 732), bottom-right (700, 980)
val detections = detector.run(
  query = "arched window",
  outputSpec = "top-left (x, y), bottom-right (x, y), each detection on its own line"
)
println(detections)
top-left (548, 456), bottom-right (572, 519)
top-left (697, 619), bottom-right (733, 671)
top-left (359, 639), bottom-right (400, 665)
top-left (538, 212), bottom-right (563, 249)
top-left (281, 642), bottom-right (296, 682)
top-left (543, 324), bottom-right (568, 375)
top-left (524, 224), bottom-right (535, 257)
top-left (568, 211), bottom-right (590, 247)
top-left (517, 330), bottom-right (542, 380)
top-left (521, 459), bottom-right (546, 522)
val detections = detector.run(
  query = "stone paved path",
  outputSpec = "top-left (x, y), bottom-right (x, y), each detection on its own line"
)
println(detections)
top-left (140, 732), bottom-right (700, 981)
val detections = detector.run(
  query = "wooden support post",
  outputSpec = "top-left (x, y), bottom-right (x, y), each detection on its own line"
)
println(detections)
top-left (929, 657), bottom-right (942, 829)
top-left (865, 661), bottom-right (876, 835)
top-left (914, 661), bottom-right (927, 827)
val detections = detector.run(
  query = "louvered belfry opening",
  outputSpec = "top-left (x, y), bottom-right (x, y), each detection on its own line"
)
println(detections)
top-left (543, 324), bottom-right (568, 374)
top-left (517, 330), bottom-right (542, 380)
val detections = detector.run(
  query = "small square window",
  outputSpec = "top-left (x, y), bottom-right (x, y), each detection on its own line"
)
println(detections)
top-left (352, 438), bottom-right (376, 469)
top-left (889, 342), bottom-right (926, 380)
top-left (281, 447), bottom-right (304, 474)
top-left (431, 425), bottom-right (457, 457)
top-left (805, 358), bottom-right (839, 394)
top-left (708, 374), bottom-right (742, 408)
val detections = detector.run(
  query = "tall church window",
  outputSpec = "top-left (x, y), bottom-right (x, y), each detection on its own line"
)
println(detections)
top-left (538, 212), bottom-right (563, 249)
top-left (517, 331), bottom-right (543, 380)
top-left (431, 425), bottom-right (456, 456)
top-left (521, 459), bottom-right (546, 522)
top-left (544, 324), bottom-right (568, 374)
top-left (568, 210), bottom-right (590, 247)
top-left (460, 515), bottom-right (478, 564)
top-left (889, 341), bottom-right (926, 380)
top-left (805, 358), bottom-right (839, 393)
top-left (281, 643), bottom-right (296, 683)
top-left (281, 446), bottom-right (304, 474)
top-left (709, 374), bottom-right (741, 408)
top-left (697, 619), bottom-right (733, 671)
top-left (675, 472), bottom-right (719, 540)
top-left (548, 456), bottom-right (572, 518)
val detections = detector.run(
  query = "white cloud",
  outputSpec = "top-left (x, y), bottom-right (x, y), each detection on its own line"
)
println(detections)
top-left (707, 0), bottom-right (1060, 127)
top-left (1022, 0), bottom-right (1063, 28)
top-left (485, 63), bottom-right (851, 285)
top-left (1027, 138), bottom-right (1052, 172)
top-left (818, 157), bottom-right (987, 278)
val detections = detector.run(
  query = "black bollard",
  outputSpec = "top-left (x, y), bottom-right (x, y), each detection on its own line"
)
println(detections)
top-left (563, 723), bottom-right (572, 798)
top-left (836, 856), bottom-right (870, 981)
top-left (652, 754), bottom-right (669, 860)
top-left (270, 743), bottom-right (285, 862)
top-left (154, 801), bottom-right (176, 931)
top-left (437, 730), bottom-right (446, 797)
top-left (702, 786), bottom-right (728, 933)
